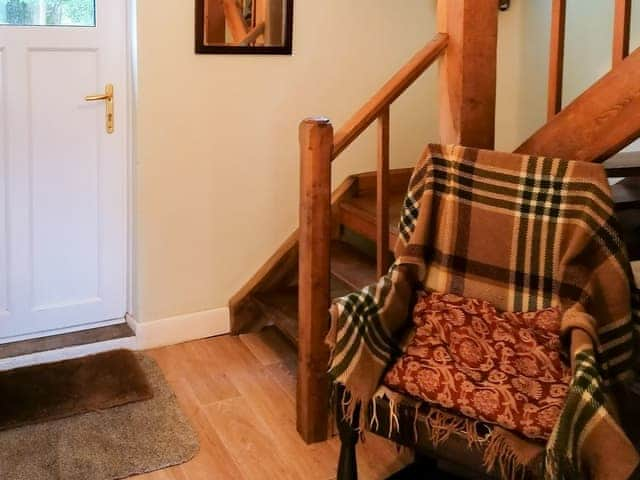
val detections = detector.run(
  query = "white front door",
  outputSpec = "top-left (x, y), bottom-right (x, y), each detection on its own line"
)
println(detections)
top-left (0, 0), bottom-right (128, 342)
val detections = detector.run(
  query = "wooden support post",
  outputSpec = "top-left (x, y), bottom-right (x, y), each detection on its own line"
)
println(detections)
top-left (437, 0), bottom-right (499, 149)
top-left (613, 0), bottom-right (632, 66)
top-left (548, 0), bottom-right (566, 119)
top-left (376, 107), bottom-right (390, 278)
top-left (298, 117), bottom-right (333, 444)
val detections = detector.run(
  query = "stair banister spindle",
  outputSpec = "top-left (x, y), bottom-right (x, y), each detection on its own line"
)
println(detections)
top-left (613, 0), bottom-right (632, 66)
top-left (297, 117), bottom-right (333, 444)
top-left (376, 107), bottom-right (390, 277)
top-left (547, 0), bottom-right (566, 119)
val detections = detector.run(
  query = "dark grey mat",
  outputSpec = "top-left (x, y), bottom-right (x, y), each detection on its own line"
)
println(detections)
top-left (0, 353), bottom-right (199, 480)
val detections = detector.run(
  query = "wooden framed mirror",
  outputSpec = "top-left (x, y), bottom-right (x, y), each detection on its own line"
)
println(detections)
top-left (195, 0), bottom-right (294, 54)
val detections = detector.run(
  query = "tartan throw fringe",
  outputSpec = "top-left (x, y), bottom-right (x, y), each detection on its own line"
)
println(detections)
top-left (327, 144), bottom-right (640, 479)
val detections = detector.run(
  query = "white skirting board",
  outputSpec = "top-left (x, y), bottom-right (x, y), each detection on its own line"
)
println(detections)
top-left (129, 307), bottom-right (231, 350)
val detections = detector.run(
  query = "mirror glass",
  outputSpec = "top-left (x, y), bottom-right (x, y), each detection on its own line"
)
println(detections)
top-left (196, 0), bottom-right (293, 54)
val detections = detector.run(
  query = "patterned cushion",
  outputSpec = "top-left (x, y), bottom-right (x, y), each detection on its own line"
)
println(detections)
top-left (383, 291), bottom-right (571, 440)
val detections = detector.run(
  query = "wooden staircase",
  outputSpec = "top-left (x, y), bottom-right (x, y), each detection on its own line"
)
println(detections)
top-left (229, 168), bottom-right (412, 344)
top-left (230, 0), bottom-right (640, 446)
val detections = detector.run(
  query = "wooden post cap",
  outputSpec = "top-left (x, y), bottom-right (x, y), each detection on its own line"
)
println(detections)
top-left (301, 116), bottom-right (332, 126)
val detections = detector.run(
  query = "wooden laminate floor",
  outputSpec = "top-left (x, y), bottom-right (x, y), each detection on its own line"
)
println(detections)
top-left (135, 327), bottom-right (412, 480)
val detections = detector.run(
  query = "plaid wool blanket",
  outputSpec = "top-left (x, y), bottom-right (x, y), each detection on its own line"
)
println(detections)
top-left (327, 145), bottom-right (640, 479)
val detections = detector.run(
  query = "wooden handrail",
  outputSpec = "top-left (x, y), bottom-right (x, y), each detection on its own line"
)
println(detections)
top-left (332, 33), bottom-right (449, 159)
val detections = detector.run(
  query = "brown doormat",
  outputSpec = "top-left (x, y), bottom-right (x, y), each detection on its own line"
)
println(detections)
top-left (0, 352), bottom-right (199, 480)
top-left (0, 349), bottom-right (153, 431)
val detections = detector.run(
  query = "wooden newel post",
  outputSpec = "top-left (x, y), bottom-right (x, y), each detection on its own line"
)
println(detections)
top-left (297, 117), bottom-right (333, 444)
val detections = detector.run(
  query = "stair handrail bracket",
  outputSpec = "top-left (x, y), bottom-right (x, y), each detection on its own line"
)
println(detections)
top-left (296, 33), bottom-right (449, 444)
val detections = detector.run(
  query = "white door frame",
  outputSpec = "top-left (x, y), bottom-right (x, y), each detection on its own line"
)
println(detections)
top-left (125, 0), bottom-right (137, 322)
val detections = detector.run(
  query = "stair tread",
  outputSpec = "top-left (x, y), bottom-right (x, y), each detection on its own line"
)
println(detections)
top-left (340, 191), bottom-right (405, 232)
top-left (331, 240), bottom-right (377, 290)
top-left (253, 276), bottom-right (355, 345)
top-left (612, 177), bottom-right (640, 210)
top-left (605, 152), bottom-right (640, 177)
top-left (253, 288), bottom-right (298, 343)
top-left (339, 191), bottom-right (404, 246)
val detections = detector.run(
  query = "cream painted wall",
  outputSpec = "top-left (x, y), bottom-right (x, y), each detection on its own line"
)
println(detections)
top-left (494, 0), bottom-right (550, 149)
top-left (134, 1), bottom-right (439, 323)
top-left (134, 1), bottom-right (638, 325)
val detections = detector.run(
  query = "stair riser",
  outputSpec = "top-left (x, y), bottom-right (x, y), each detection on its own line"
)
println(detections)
top-left (339, 207), bottom-right (398, 250)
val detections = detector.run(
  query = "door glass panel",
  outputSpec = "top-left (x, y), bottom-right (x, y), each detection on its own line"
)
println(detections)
top-left (0, 0), bottom-right (95, 26)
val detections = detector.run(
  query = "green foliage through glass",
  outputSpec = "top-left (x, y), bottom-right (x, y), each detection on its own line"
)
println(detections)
top-left (0, 0), bottom-right (95, 26)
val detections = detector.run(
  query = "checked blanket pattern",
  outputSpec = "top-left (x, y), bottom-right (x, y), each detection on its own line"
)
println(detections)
top-left (327, 145), bottom-right (640, 479)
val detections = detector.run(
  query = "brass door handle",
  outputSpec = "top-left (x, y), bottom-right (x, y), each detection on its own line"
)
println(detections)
top-left (85, 93), bottom-right (111, 101)
top-left (85, 84), bottom-right (114, 134)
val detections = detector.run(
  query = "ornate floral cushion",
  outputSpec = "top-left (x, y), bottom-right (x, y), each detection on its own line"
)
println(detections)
top-left (383, 291), bottom-right (571, 440)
